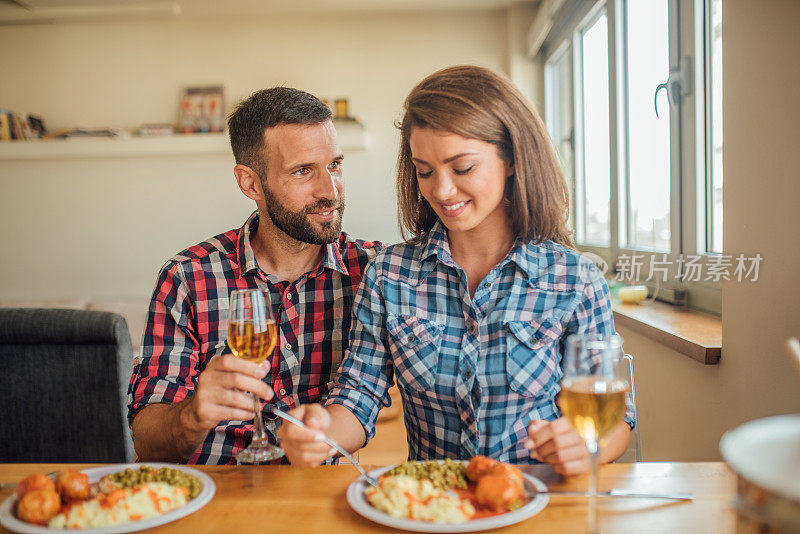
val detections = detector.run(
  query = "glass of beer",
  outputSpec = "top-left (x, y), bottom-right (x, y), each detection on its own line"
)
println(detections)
top-left (228, 288), bottom-right (283, 464)
top-left (559, 333), bottom-right (628, 534)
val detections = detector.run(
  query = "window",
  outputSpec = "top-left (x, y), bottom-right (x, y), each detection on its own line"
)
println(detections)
top-left (622, 0), bottom-right (671, 252)
top-left (704, 0), bottom-right (724, 254)
top-left (544, 42), bottom-right (575, 227)
top-left (576, 11), bottom-right (611, 246)
top-left (541, 0), bottom-right (724, 314)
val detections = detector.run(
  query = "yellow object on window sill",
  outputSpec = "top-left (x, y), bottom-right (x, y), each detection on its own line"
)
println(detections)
top-left (618, 285), bottom-right (649, 304)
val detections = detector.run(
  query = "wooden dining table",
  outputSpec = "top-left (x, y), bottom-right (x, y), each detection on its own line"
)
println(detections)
top-left (0, 462), bottom-right (736, 533)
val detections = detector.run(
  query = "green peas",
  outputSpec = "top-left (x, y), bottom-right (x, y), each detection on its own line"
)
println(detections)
top-left (385, 460), bottom-right (468, 490)
top-left (107, 466), bottom-right (202, 499)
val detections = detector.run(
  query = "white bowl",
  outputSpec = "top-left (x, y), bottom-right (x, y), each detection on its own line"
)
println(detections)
top-left (720, 414), bottom-right (800, 531)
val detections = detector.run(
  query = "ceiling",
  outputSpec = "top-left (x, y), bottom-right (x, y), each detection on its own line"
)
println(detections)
top-left (0, 0), bottom-right (537, 24)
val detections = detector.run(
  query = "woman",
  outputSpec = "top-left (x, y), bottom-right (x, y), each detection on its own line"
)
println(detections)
top-left (278, 65), bottom-right (634, 474)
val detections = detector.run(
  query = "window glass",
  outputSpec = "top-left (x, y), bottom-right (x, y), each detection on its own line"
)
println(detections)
top-left (579, 13), bottom-right (611, 246)
top-left (708, 0), bottom-right (723, 253)
top-left (545, 46), bottom-right (575, 228)
top-left (624, 0), bottom-right (671, 252)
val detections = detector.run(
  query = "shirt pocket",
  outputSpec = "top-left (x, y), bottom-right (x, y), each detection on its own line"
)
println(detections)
top-left (386, 314), bottom-right (444, 392)
top-left (505, 318), bottom-right (564, 399)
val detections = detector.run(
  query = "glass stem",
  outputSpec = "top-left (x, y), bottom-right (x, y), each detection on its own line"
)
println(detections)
top-left (587, 440), bottom-right (600, 534)
top-left (251, 392), bottom-right (265, 445)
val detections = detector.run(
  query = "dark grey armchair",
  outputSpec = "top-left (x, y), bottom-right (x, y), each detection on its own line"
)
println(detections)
top-left (0, 308), bottom-right (135, 462)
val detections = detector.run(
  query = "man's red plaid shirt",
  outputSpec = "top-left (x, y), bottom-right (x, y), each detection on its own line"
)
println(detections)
top-left (127, 211), bottom-right (382, 464)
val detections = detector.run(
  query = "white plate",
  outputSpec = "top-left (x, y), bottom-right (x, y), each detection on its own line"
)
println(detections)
top-left (720, 414), bottom-right (800, 502)
top-left (0, 463), bottom-right (216, 534)
top-left (346, 464), bottom-right (549, 533)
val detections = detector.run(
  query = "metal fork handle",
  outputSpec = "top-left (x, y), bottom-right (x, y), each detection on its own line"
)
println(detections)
top-left (270, 407), bottom-right (379, 488)
top-left (319, 435), bottom-right (380, 488)
top-left (541, 489), bottom-right (694, 500)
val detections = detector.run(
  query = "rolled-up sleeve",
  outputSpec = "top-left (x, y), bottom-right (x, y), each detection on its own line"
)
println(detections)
top-left (562, 264), bottom-right (636, 429)
top-left (127, 260), bottom-right (200, 426)
top-left (324, 259), bottom-right (394, 443)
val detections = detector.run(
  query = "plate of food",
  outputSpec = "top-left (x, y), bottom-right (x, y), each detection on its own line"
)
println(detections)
top-left (346, 456), bottom-right (549, 533)
top-left (0, 463), bottom-right (215, 533)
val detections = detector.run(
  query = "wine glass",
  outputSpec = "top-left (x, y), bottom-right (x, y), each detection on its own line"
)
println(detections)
top-left (228, 288), bottom-right (284, 464)
top-left (559, 333), bottom-right (628, 534)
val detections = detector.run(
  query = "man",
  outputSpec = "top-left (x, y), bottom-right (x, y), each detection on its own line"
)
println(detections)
top-left (127, 87), bottom-right (381, 464)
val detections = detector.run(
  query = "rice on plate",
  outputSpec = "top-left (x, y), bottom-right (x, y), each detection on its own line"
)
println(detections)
top-left (365, 475), bottom-right (475, 524)
top-left (48, 482), bottom-right (189, 529)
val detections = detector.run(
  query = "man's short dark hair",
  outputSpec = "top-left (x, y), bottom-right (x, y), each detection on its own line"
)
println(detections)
top-left (227, 87), bottom-right (332, 173)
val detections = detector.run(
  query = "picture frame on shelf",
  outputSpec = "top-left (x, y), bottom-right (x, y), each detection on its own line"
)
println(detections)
top-left (178, 85), bottom-right (224, 134)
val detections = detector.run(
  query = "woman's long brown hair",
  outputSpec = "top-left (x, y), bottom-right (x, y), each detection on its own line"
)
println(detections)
top-left (397, 65), bottom-right (575, 249)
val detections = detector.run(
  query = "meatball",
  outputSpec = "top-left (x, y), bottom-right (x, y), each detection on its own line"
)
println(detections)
top-left (466, 455), bottom-right (499, 482)
top-left (16, 473), bottom-right (56, 500)
top-left (16, 488), bottom-right (60, 525)
top-left (55, 470), bottom-right (90, 501)
top-left (488, 462), bottom-right (525, 492)
top-left (475, 474), bottom-right (524, 511)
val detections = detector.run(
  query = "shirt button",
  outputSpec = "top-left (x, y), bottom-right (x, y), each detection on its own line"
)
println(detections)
top-left (464, 369), bottom-right (473, 379)
top-left (285, 343), bottom-right (292, 350)
top-left (279, 388), bottom-right (286, 396)
top-left (407, 334), bottom-right (416, 343)
top-left (469, 323), bottom-right (477, 334)
top-left (483, 282), bottom-right (491, 288)
top-left (286, 293), bottom-right (292, 301)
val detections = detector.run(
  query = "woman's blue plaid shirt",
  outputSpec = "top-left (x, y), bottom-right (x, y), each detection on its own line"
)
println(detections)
top-left (326, 221), bottom-right (635, 463)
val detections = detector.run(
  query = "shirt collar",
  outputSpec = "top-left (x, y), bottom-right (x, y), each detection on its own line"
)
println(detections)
top-left (416, 219), bottom-right (542, 284)
top-left (236, 210), bottom-right (261, 279)
top-left (310, 236), bottom-right (349, 278)
top-left (236, 210), bottom-right (349, 280)
top-left (506, 238), bottom-right (542, 284)
top-left (416, 220), bottom-right (456, 283)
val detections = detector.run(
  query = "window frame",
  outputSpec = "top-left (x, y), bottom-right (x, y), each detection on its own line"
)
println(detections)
top-left (541, 0), bottom-right (723, 315)
top-left (572, 5), bottom-right (608, 247)
top-left (544, 40), bottom-right (576, 236)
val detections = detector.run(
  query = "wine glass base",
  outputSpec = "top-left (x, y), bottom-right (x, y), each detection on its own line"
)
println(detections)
top-left (236, 444), bottom-right (285, 465)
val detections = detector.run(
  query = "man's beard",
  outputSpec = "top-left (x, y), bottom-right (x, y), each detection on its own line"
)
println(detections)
top-left (262, 182), bottom-right (345, 245)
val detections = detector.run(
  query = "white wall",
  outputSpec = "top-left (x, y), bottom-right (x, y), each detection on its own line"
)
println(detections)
top-left (719, 0), bottom-right (800, 436)
top-left (617, 0), bottom-right (800, 461)
top-left (0, 10), bottom-right (510, 299)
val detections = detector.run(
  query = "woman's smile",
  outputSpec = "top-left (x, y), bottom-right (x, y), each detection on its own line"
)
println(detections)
top-left (440, 200), bottom-right (471, 216)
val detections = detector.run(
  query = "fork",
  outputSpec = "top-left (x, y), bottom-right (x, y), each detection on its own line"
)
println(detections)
top-left (270, 407), bottom-right (380, 488)
top-left (533, 488), bottom-right (694, 500)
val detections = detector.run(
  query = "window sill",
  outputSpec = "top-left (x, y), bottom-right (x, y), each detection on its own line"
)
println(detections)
top-left (612, 300), bottom-right (721, 365)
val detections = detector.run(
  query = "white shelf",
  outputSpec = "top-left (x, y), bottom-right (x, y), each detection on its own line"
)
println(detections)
top-left (0, 122), bottom-right (368, 160)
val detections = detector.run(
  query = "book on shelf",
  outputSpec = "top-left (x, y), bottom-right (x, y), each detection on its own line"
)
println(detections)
top-left (64, 127), bottom-right (123, 138)
top-left (0, 112), bottom-right (9, 141)
top-left (0, 109), bottom-right (46, 141)
top-left (137, 123), bottom-right (175, 136)
top-left (40, 127), bottom-right (126, 139)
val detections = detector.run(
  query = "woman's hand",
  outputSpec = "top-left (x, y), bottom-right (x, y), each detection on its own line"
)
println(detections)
top-left (525, 418), bottom-right (590, 476)
top-left (276, 404), bottom-right (337, 466)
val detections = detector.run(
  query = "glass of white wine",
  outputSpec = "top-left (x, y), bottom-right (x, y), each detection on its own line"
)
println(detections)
top-left (559, 333), bottom-right (628, 534)
top-left (228, 289), bottom-right (284, 464)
